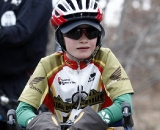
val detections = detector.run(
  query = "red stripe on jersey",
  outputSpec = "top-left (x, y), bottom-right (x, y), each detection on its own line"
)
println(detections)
top-left (43, 93), bottom-right (55, 114)
top-left (100, 84), bottom-right (113, 110)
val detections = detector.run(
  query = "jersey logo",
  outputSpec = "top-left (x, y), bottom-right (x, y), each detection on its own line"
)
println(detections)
top-left (29, 77), bottom-right (45, 94)
top-left (107, 66), bottom-right (129, 87)
top-left (53, 89), bottom-right (104, 113)
top-left (110, 66), bottom-right (121, 80)
top-left (88, 72), bottom-right (96, 82)
top-left (72, 86), bottom-right (88, 103)
top-left (58, 77), bottom-right (76, 85)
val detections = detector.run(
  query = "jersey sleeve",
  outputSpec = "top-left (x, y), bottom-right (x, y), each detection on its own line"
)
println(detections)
top-left (101, 49), bottom-right (134, 100)
top-left (18, 60), bottom-right (49, 110)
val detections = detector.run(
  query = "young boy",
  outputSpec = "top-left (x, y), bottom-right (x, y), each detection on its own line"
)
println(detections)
top-left (16, 0), bottom-right (134, 129)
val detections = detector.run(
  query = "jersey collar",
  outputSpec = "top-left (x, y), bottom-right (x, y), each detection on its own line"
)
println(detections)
top-left (64, 53), bottom-right (88, 70)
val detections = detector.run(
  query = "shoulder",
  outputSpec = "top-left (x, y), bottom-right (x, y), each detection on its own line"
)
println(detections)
top-left (40, 51), bottom-right (64, 68)
top-left (96, 48), bottom-right (113, 57)
top-left (94, 47), bottom-right (112, 61)
top-left (41, 51), bottom-right (64, 64)
top-left (38, 52), bottom-right (64, 74)
top-left (100, 47), bottom-right (111, 52)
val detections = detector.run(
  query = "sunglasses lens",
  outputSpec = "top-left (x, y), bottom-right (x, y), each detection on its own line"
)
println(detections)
top-left (63, 27), bottom-right (99, 40)
top-left (86, 28), bottom-right (99, 39)
top-left (63, 29), bottom-right (82, 40)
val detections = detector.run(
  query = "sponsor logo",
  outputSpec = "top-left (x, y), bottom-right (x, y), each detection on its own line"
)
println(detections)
top-left (110, 66), bottom-right (121, 80)
top-left (88, 73), bottom-right (96, 82)
top-left (107, 66), bottom-right (129, 87)
top-left (58, 77), bottom-right (76, 85)
top-left (72, 86), bottom-right (88, 103)
top-left (107, 80), bottom-right (117, 87)
top-left (53, 89), bottom-right (104, 113)
top-left (29, 77), bottom-right (44, 94)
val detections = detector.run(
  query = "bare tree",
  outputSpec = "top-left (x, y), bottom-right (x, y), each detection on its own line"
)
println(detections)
top-left (103, 0), bottom-right (160, 129)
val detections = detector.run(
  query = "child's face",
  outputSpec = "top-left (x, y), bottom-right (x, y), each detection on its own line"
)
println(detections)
top-left (63, 25), bottom-right (98, 60)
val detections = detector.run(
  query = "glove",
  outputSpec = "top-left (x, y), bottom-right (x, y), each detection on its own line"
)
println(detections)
top-left (26, 112), bottom-right (61, 130)
top-left (69, 106), bottom-right (108, 130)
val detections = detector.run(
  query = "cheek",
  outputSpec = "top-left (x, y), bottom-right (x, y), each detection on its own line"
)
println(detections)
top-left (90, 39), bottom-right (97, 49)
top-left (64, 37), bottom-right (75, 50)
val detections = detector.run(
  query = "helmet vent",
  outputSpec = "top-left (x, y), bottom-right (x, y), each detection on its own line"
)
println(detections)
top-left (55, 10), bottom-right (60, 16)
top-left (76, 0), bottom-right (82, 9)
top-left (58, 4), bottom-right (67, 12)
top-left (94, 2), bottom-right (98, 9)
top-left (66, 0), bottom-right (76, 10)
top-left (86, 0), bottom-right (90, 9)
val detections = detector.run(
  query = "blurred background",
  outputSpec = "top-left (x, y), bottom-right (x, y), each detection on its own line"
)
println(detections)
top-left (47, 0), bottom-right (160, 129)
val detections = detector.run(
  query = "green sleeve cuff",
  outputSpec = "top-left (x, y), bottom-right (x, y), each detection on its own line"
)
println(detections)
top-left (98, 93), bottom-right (133, 125)
top-left (16, 102), bottom-right (37, 127)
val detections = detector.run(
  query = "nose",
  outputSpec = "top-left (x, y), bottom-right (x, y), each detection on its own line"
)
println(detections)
top-left (79, 33), bottom-right (88, 42)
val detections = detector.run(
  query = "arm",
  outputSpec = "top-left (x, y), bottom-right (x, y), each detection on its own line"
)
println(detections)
top-left (0, 0), bottom-right (52, 47)
top-left (16, 102), bottom-right (37, 127)
top-left (99, 48), bottom-right (134, 124)
top-left (16, 60), bottom-right (50, 127)
top-left (98, 93), bottom-right (133, 125)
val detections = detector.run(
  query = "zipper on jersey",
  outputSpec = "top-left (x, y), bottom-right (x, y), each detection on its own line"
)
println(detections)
top-left (76, 61), bottom-right (81, 110)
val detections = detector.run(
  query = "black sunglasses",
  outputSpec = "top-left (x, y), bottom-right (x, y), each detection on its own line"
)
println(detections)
top-left (63, 27), bottom-right (100, 40)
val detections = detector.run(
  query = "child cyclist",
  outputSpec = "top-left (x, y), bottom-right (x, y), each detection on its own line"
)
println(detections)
top-left (16, 0), bottom-right (134, 129)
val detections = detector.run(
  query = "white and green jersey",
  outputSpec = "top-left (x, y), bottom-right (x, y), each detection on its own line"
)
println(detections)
top-left (18, 48), bottom-right (134, 122)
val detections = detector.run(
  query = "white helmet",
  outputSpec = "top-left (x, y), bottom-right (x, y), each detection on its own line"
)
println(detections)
top-left (51, 0), bottom-right (103, 28)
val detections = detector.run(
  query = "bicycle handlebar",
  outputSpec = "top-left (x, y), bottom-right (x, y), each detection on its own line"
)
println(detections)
top-left (7, 109), bottom-right (21, 130)
top-left (122, 102), bottom-right (134, 130)
top-left (7, 102), bottom-right (134, 130)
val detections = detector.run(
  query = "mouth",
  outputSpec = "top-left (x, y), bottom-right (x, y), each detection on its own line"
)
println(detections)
top-left (77, 47), bottom-right (89, 49)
